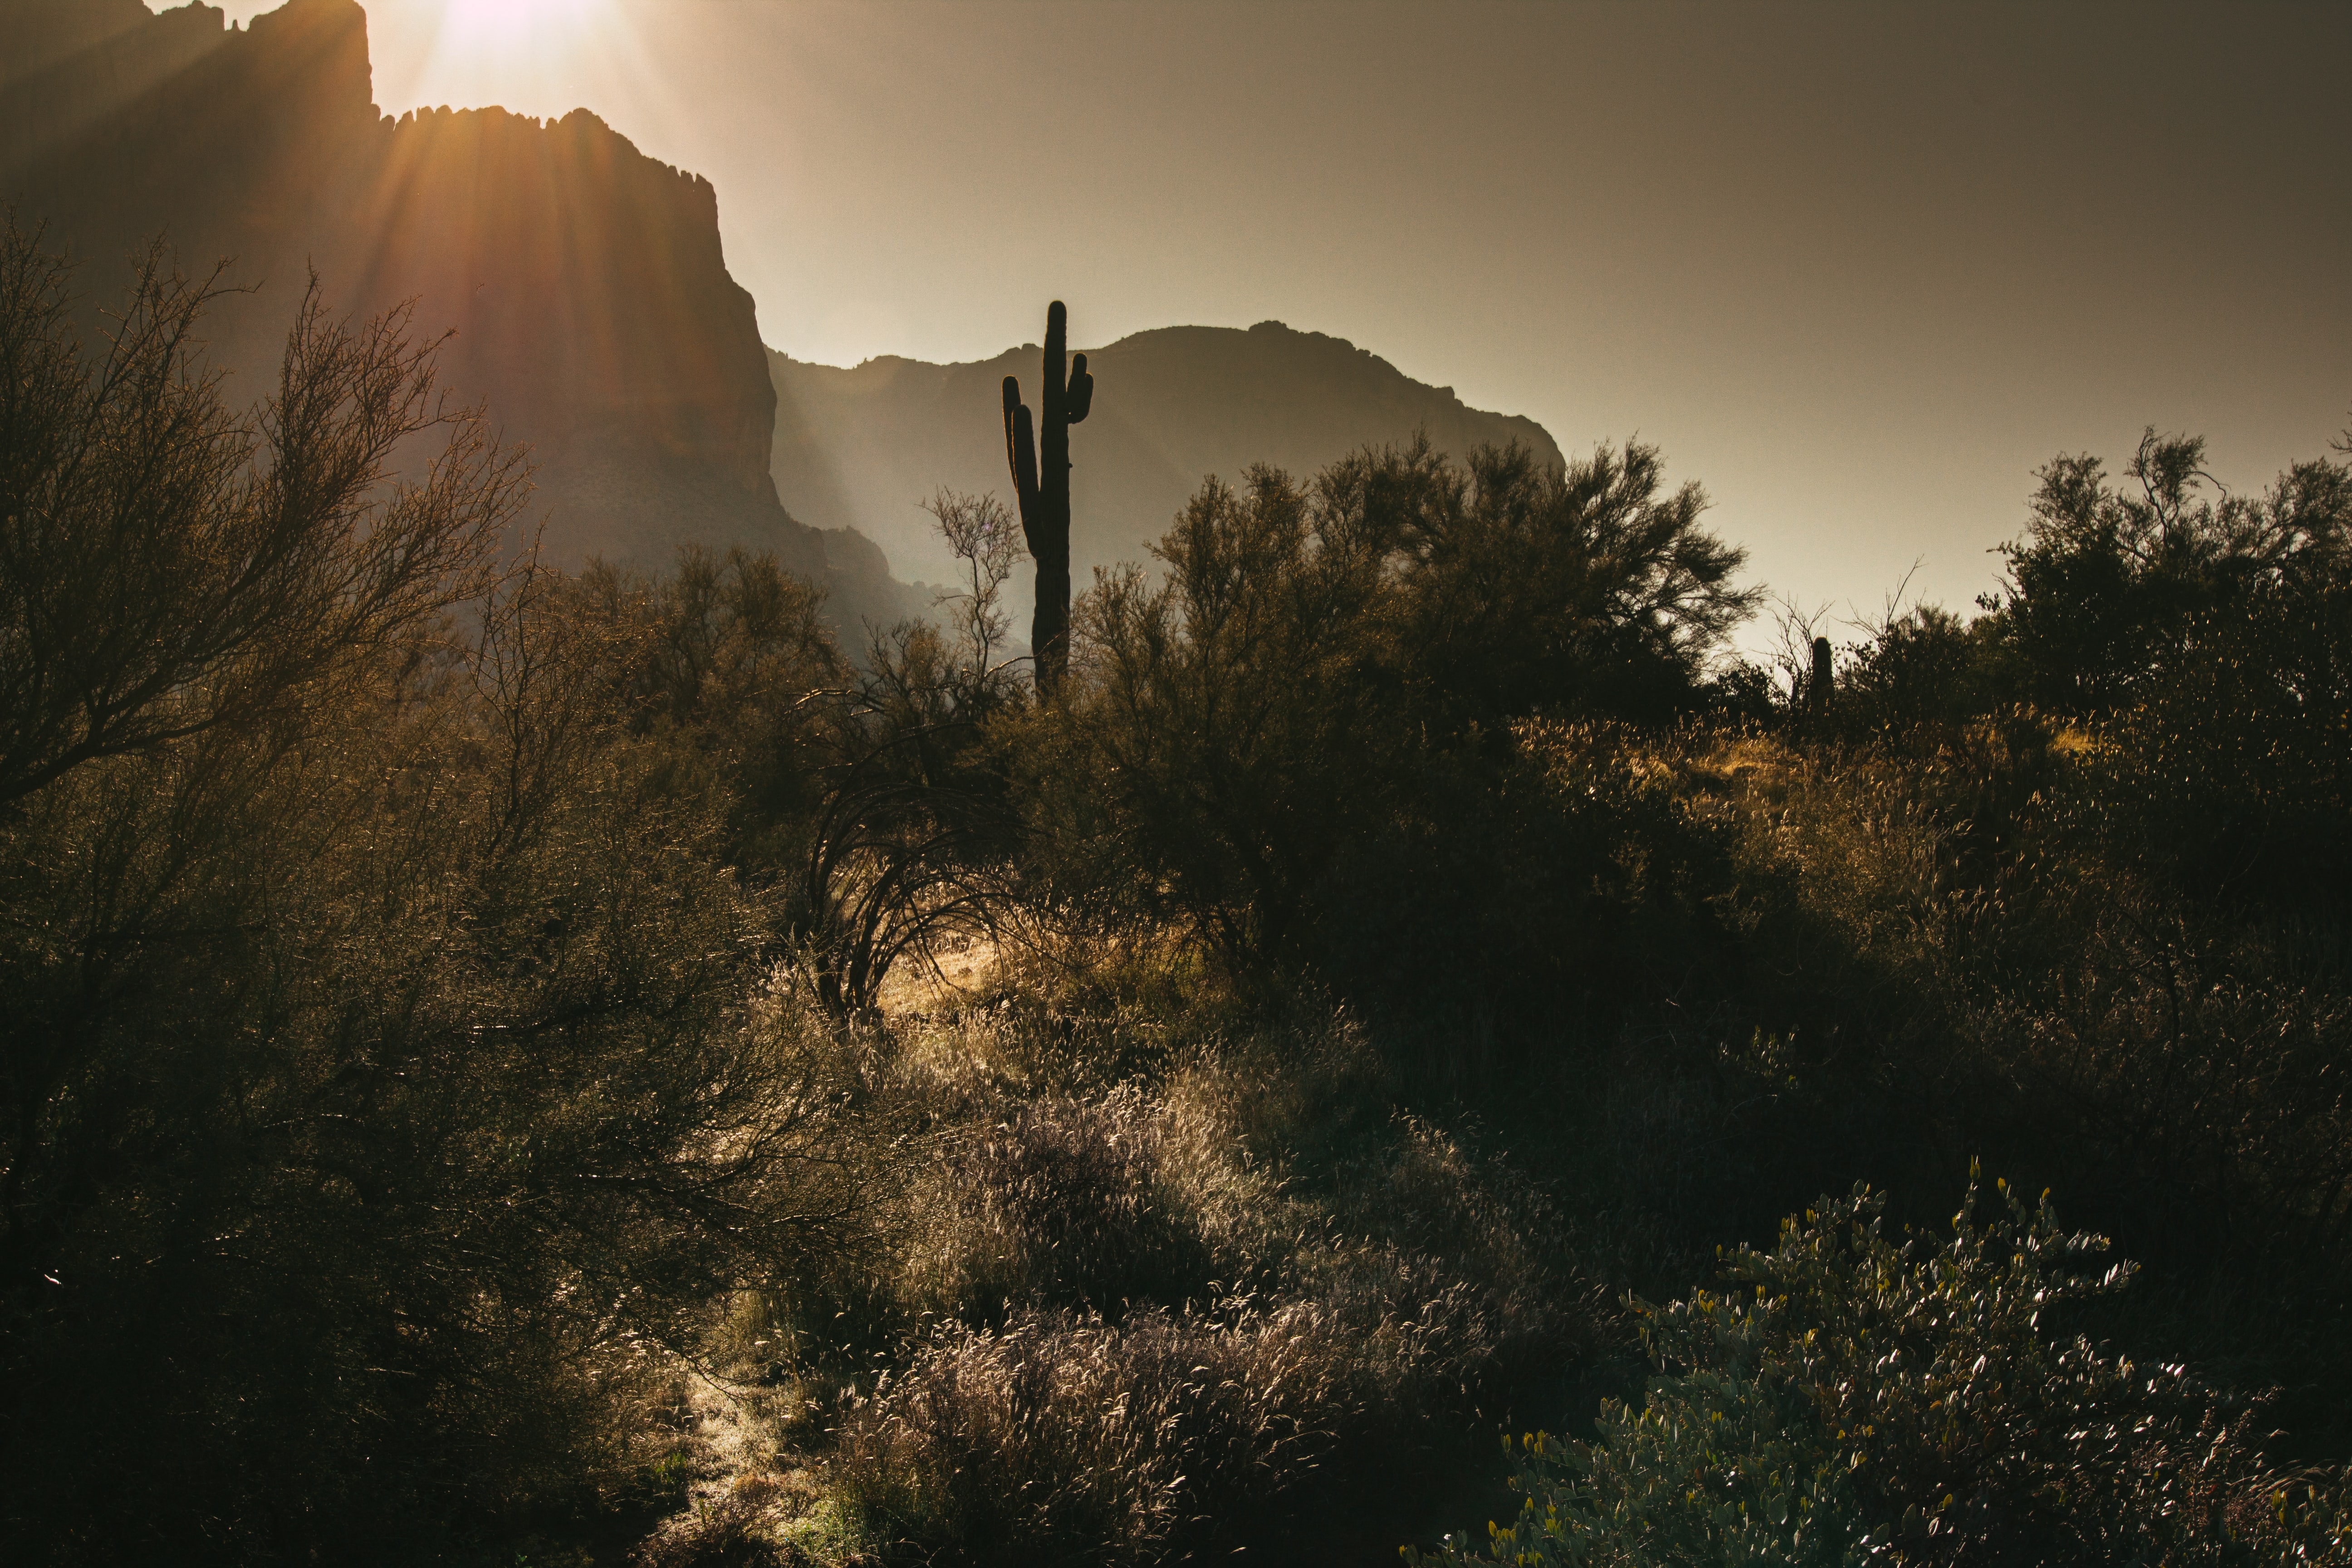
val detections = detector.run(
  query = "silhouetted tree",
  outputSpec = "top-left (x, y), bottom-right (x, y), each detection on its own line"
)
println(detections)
top-left (1829, 604), bottom-right (1990, 740)
top-left (1310, 436), bottom-right (1760, 728)
top-left (1989, 427), bottom-right (2352, 715)
top-left (1052, 438), bottom-right (1757, 978)
top-left (0, 221), bottom-right (522, 806)
top-left (724, 494), bottom-right (1030, 1017)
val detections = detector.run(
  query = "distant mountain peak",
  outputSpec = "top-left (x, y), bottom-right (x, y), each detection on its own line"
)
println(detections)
top-left (769, 323), bottom-right (1562, 622)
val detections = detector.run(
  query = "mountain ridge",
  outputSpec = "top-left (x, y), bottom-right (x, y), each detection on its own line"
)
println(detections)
top-left (769, 318), bottom-right (1564, 617)
top-left (1, 0), bottom-right (926, 628)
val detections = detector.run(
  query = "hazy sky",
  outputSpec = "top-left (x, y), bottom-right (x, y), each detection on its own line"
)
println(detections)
top-left (178, 0), bottom-right (2351, 640)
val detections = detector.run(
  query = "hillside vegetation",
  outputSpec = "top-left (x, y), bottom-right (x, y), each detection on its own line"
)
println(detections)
top-left (4, 233), bottom-right (2350, 1566)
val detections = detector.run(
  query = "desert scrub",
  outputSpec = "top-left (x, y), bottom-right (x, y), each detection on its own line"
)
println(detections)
top-left (899, 1080), bottom-right (1218, 1318)
top-left (1971, 899), bottom-right (2352, 1235)
top-left (1696, 717), bottom-right (2352, 1347)
top-left (835, 994), bottom-right (1397, 1336)
top-left (830, 1263), bottom-right (1555, 1566)
top-left (701, 992), bottom-right (1597, 1565)
top-left (1409, 1173), bottom-right (2347, 1567)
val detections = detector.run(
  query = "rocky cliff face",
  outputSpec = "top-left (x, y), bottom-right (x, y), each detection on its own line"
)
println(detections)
top-left (1, 0), bottom-right (922, 627)
top-left (771, 319), bottom-right (1565, 617)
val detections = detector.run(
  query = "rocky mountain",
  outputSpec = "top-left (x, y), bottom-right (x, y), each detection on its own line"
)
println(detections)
top-left (770, 320), bottom-right (1565, 612)
top-left (1, 0), bottom-right (924, 628)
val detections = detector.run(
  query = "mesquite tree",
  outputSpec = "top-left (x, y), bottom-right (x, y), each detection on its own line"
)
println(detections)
top-left (1001, 300), bottom-right (1094, 697)
top-left (0, 226), bottom-right (519, 806)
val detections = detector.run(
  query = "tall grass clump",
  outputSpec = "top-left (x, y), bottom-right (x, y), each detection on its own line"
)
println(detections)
top-left (664, 992), bottom-right (1602, 1566)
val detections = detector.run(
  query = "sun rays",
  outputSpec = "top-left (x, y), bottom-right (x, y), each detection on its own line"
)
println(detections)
top-left (365, 0), bottom-right (666, 134)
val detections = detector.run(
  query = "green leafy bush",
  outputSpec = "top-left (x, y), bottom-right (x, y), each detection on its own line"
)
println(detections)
top-left (1410, 1175), bottom-right (2347, 1567)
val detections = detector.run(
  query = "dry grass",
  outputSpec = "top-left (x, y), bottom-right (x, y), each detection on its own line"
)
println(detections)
top-left (627, 989), bottom-right (1597, 1565)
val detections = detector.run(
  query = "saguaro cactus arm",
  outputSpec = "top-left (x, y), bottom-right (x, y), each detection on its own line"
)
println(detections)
top-left (1001, 376), bottom-right (1040, 553)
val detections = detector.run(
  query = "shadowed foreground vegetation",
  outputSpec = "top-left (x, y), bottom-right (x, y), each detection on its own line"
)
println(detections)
top-left (4, 233), bottom-right (2351, 1564)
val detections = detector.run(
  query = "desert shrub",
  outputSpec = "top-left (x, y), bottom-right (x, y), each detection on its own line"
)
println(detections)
top-left (794, 621), bottom-right (1029, 1018)
top-left (1338, 438), bottom-right (1760, 730)
top-left (1055, 463), bottom-right (1402, 967)
top-left (562, 488), bottom-right (1036, 1023)
top-left (1627, 716), bottom-right (2352, 1421)
top-left (1988, 430), bottom-right (2351, 719)
top-left (836, 1299), bottom-right (1357, 1563)
top-left (568, 535), bottom-right (1026, 1019)
top-left (2073, 600), bottom-right (2352, 905)
top-left (0, 591), bottom-right (888, 1560)
top-left (1409, 1176), bottom-right (2346, 1568)
top-left (0, 222), bottom-right (516, 806)
top-left (715, 984), bottom-right (1245, 1379)
top-left (1691, 735), bottom-right (1967, 1040)
top-left (1307, 718), bottom-right (1746, 1049)
top-left (1044, 437), bottom-right (1755, 989)
top-left (702, 995), bottom-right (1597, 1566)
top-left (834, 1262), bottom-right (1554, 1567)
top-left (1965, 897), bottom-right (2352, 1285)
top-left (778, 491), bottom-right (1039, 1019)
top-left (1828, 606), bottom-right (1997, 747)
top-left (1785, 428), bottom-right (2352, 907)
top-left (794, 999), bottom-right (1516, 1336)
top-left (1971, 427), bottom-right (2352, 904)
top-left (569, 542), bottom-right (850, 870)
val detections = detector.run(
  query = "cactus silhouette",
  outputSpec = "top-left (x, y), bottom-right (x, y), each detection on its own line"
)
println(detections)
top-left (1810, 635), bottom-right (1833, 716)
top-left (1002, 301), bottom-right (1092, 697)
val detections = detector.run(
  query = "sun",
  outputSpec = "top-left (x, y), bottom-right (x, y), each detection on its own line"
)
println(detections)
top-left (434, 0), bottom-right (618, 55)
top-left (392, 0), bottom-right (636, 114)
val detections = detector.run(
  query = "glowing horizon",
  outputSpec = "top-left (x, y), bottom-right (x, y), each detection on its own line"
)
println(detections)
top-left (152, 0), bottom-right (2350, 643)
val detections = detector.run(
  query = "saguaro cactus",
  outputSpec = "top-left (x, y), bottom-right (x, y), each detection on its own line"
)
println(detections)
top-left (1002, 300), bottom-right (1093, 698)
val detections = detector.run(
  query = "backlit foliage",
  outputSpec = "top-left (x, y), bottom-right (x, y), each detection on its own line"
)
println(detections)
top-left (7, 217), bottom-right (2352, 1565)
